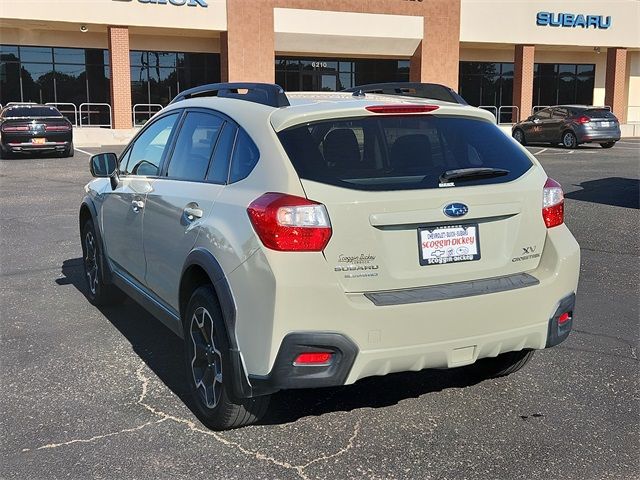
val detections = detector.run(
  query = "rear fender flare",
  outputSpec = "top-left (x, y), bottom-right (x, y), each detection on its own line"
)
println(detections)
top-left (180, 248), bottom-right (254, 398)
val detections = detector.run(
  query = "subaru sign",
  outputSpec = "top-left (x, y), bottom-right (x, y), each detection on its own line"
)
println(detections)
top-left (443, 203), bottom-right (469, 218)
top-left (536, 12), bottom-right (611, 29)
top-left (113, 0), bottom-right (208, 7)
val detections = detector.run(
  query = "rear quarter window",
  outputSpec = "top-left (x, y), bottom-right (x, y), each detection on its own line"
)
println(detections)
top-left (277, 115), bottom-right (533, 191)
top-left (228, 129), bottom-right (259, 183)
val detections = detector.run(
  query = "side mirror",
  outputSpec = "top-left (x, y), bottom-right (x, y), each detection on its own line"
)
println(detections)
top-left (90, 153), bottom-right (117, 177)
top-left (90, 153), bottom-right (119, 190)
top-left (527, 116), bottom-right (534, 122)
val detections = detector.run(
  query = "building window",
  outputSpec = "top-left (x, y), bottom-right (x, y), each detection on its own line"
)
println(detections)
top-left (130, 50), bottom-right (220, 124)
top-left (533, 63), bottom-right (595, 107)
top-left (0, 44), bottom-right (110, 125)
top-left (458, 62), bottom-right (514, 122)
top-left (275, 57), bottom-right (409, 92)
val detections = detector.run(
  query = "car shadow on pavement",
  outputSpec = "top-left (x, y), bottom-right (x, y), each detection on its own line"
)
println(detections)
top-left (59, 258), bottom-right (195, 408)
top-left (60, 257), bottom-right (485, 427)
top-left (565, 177), bottom-right (639, 209)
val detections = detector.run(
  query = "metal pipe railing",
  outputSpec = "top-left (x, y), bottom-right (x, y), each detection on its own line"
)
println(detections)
top-left (132, 103), bottom-right (164, 126)
top-left (45, 102), bottom-right (78, 126)
top-left (498, 105), bottom-right (519, 124)
top-left (79, 103), bottom-right (112, 128)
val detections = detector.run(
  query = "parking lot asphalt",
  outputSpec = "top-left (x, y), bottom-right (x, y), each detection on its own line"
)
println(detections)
top-left (1, 140), bottom-right (639, 480)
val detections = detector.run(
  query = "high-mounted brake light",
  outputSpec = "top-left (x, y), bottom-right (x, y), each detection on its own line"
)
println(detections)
top-left (1, 125), bottom-right (30, 132)
top-left (247, 193), bottom-right (332, 251)
top-left (293, 352), bottom-right (333, 366)
top-left (577, 115), bottom-right (590, 124)
top-left (542, 178), bottom-right (564, 228)
top-left (366, 104), bottom-right (439, 114)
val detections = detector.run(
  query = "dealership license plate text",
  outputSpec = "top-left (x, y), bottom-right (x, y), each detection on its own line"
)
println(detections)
top-left (419, 225), bottom-right (480, 265)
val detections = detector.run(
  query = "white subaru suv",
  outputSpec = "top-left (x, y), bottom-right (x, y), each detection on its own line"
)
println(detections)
top-left (80, 83), bottom-right (580, 429)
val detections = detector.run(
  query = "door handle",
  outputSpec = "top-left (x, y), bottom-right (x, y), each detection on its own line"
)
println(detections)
top-left (184, 206), bottom-right (203, 221)
top-left (131, 200), bottom-right (145, 213)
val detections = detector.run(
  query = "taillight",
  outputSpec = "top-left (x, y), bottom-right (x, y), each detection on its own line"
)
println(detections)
top-left (366, 104), bottom-right (439, 114)
top-left (45, 124), bottom-right (71, 132)
top-left (576, 115), bottom-right (590, 124)
top-left (543, 178), bottom-right (564, 228)
top-left (1, 125), bottom-right (30, 132)
top-left (247, 193), bottom-right (332, 251)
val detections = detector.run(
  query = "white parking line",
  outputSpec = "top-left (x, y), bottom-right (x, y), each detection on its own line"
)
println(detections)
top-left (534, 148), bottom-right (548, 155)
top-left (74, 147), bottom-right (95, 156)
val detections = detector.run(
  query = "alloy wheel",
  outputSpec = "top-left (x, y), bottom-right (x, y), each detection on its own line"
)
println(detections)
top-left (84, 231), bottom-right (99, 295)
top-left (190, 306), bottom-right (223, 409)
top-left (563, 132), bottom-right (576, 148)
top-left (513, 130), bottom-right (524, 144)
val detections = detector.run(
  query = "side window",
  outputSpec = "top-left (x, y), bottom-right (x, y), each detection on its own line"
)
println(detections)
top-left (553, 108), bottom-right (568, 119)
top-left (536, 109), bottom-right (552, 120)
top-left (207, 122), bottom-right (237, 184)
top-left (166, 112), bottom-right (224, 182)
top-left (228, 129), bottom-right (260, 183)
top-left (123, 113), bottom-right (179, 176)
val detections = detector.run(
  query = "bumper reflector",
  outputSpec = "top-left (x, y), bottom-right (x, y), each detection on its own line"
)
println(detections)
top-left (558, 312), bottom-right (571, 325)
top-left (293, 352), bottom-right (333, 366)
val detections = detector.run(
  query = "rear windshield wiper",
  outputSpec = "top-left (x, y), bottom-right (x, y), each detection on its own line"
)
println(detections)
top-left (439, 168), bottom-right (509, 183)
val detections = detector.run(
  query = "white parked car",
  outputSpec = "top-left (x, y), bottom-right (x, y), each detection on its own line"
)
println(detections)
top-left (79, 82), bottom-right (580, 429)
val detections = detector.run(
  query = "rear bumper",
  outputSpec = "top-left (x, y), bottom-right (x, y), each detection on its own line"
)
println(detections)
top-left (244, 290), bottom-right (575, 397)
top-left (575, 127), bottom-right (621, 143)
top-left (229, 224), bottom-right (580, 393)
top-left (4, 141), bottom-right (71, 152)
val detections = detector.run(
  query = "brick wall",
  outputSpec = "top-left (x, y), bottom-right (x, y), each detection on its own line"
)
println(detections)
top-left (513, 44), bottom-right (535, 122)
top-left (605, 47), bottom-right (627, 123)
top-left (108, 26), bottom-right (132, 130)
top-left (223, 0), bottom-right (461, 90)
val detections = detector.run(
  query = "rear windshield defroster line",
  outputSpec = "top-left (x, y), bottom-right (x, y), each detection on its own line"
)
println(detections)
top-left (277, 115), bottom-right (533, 191)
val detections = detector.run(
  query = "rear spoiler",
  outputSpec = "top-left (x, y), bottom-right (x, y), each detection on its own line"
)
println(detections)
top-left (343, 82), bottom-right (468, 105)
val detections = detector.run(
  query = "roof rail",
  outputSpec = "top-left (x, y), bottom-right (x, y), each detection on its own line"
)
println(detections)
top-left (343, 82), bottom-right (468, 105)
top-left (169, 82), bottom-right (290, 108)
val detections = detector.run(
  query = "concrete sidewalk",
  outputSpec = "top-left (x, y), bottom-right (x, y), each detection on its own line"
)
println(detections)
top-left (73, 127), bottom-right (140, 148)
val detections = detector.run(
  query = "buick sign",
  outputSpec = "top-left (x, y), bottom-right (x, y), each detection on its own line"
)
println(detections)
top-left (536, 12), bottom-right (611, 29)
top-left (113, 0), bottom-right (208, 7)
top-left (443, 203), bottom-right (469, 218)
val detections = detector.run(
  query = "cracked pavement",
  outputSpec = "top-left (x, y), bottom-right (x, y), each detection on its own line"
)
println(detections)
top-left (1, 141), bottom-right (639, 479)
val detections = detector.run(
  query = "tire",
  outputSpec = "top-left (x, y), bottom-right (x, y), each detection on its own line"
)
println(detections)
top-left (512, 129), bottom-right (527, 146)
top-left (81, 220), bottom-right (125, 306)
top-left (470, 349), bottom-right (535, 379)
top-left (561, 131), bottom-right (578, 149)
top-left (0, 148), bottom-right (12, 159)
top-left (183, 285), bottom-right (269, 430)
top-left (600, 142), bottom-right (615, 149)
top-left (62, 143), bottom-right (74, 157)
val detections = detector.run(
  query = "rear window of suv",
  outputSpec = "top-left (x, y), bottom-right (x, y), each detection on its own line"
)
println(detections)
top-left (277, 115), bottom-right (533, 191)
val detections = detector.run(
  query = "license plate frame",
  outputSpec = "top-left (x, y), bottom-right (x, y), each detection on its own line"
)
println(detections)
top-left (31, 138), bottom-right (46, 144)
top-left (418, 223), bottom-right (481, 266)
top-left (599, 121), bottom-right (611, 127)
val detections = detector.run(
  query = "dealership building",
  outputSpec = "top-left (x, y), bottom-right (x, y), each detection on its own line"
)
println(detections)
top-left (1, 0), bottom-right (639, 132)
